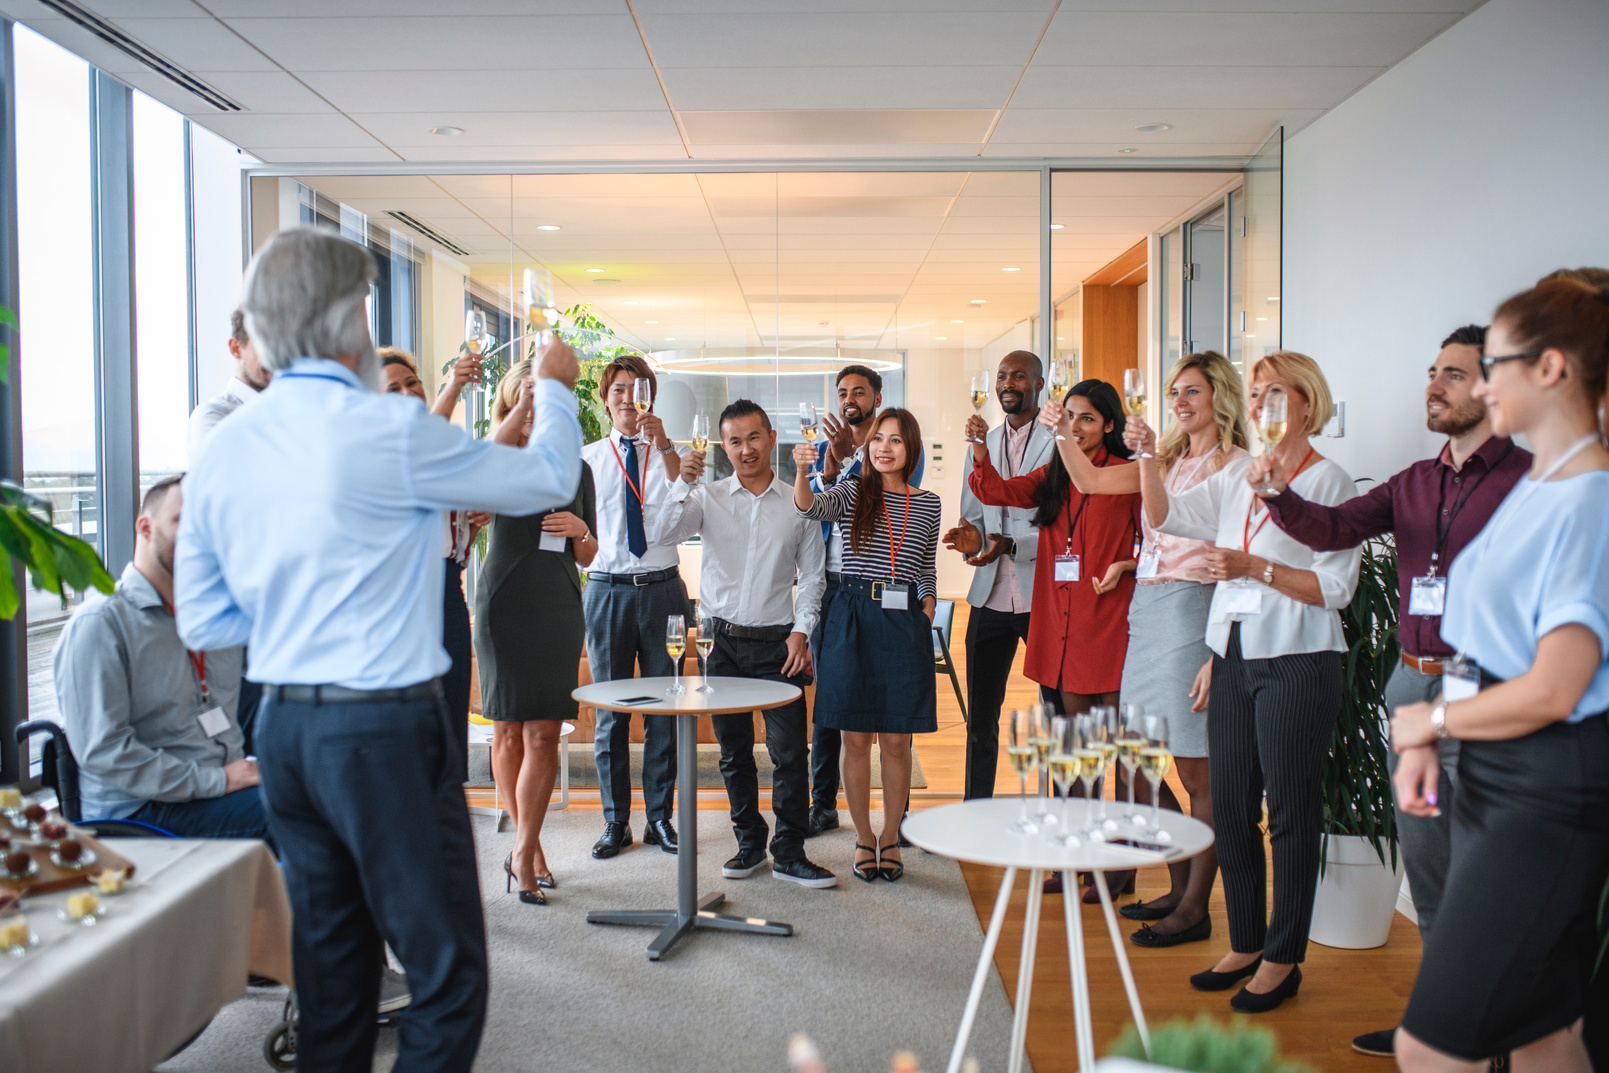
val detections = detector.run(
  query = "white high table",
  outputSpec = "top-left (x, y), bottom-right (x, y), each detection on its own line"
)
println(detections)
top-left (903, 797), bottom-right (1214, 1073)
top-left (572, 675), bottom-right (802, 961)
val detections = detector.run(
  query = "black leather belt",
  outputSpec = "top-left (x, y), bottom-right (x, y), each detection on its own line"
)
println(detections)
top-left (585, 566), bottom-right (680, 587)
top-left (268, 680), bottom-right (444, 705)
top-left (714, 618), bottom-right (794, 642)
top-left (825, 570), bottom-right (843, 583)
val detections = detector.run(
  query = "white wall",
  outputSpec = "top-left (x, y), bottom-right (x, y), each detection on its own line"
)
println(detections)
top-left (1283, 0), bottom-right (1609, 484)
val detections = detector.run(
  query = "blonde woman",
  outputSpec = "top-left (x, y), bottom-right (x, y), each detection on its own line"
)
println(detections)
top-left (1126, 351), bottom-right (1361, 1012)
top-left (1039, 352), bottom-right (1250, 937)
top-left (475, 361), bottom-right (597, 904)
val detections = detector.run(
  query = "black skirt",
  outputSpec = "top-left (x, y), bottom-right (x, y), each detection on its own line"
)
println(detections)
top-left (1402, 714), bottom-right (1609, 1059)
top-left (813, 578), bottom-right (936, 735)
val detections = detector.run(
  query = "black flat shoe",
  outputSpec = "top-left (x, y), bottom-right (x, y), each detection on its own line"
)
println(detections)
top-left (853, 844), bottom-right (878, 883)
top-left (1230, 965), bottom-right (1301, 1013)
top-left (1130, 916), bottom-right (1211, 948)
top-left (592, 821), bottom-right (633, 859)
top-left (1119, 897), bottom-right (1179, 921)
top-left (1351, 1028), bottom-right (1396, 1057)
top-left (642, 819), bottom-right (678, 854)
top-left (1190, 956), bottom-right (1262, 992)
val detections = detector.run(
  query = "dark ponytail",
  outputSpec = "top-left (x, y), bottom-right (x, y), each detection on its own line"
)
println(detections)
top-left (1029, 379), bottom-right (1132, 529)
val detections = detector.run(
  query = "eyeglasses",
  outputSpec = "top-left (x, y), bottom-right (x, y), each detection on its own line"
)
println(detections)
top-left (1478, 351), bottom-right (1542, 380)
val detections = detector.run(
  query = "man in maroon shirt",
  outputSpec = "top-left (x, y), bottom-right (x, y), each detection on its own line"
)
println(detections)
top-left (1255, 325), bottom-right (1531, 1060)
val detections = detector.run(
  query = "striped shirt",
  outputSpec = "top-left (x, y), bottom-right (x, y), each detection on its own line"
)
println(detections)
top-left (798, 476), bottom-right (941, 600)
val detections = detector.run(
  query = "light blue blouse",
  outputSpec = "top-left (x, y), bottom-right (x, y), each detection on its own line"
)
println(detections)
top-left (1442, 470), bottom-right (1609, 722)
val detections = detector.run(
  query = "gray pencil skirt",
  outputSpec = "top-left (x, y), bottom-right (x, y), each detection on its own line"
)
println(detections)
top-left (1118, 580), bottom-right (1215, 758)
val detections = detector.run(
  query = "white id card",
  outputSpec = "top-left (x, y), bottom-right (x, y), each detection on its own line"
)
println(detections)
top-left (1135, 547), bottom-right (1161, 580)
top-left (538, 530), bottom-right (567, 553)
top-left (197, 707), bottom-right (231, 738)
top-left (1054, 554), bottom-right (1081, 582)
top-left (1408, 575), bottom-right (1446, 616)
top-left (1219, 579), bottom-right (1262, 615)
top-left (1442, 657), bottom-right (1480, 702)
top-left (880, 583), bottom-right (910, 611)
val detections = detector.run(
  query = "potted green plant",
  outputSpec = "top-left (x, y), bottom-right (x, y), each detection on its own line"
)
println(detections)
top-left (1101, 1014), bottom-right (1315, 1072)
top-left (1310, 534), bottom-right (1404, 949)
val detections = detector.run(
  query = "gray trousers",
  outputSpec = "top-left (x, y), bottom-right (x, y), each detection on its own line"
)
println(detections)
top-left (582, 576), bottom-right (688, 824)
top-left (1385, 661), bottom-right (1460, 941)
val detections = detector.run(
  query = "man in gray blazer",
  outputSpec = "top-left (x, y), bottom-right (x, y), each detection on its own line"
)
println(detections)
top-left (943, 350), bottom-right (1059, 799)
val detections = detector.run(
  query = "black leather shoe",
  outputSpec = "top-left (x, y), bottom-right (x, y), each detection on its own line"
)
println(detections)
top-left (643, 819), bottom-right (678, 853)
top-left (1352, 1028), bottom-right (1396, 1057)
top-left (1190, 956), bottom-right (1262, 992)
top-left (722, 848), bottom-right (767, 878)
top-left (808, 808), bottom-right (840, 836)
top-left (1229, 965), bottom-right (1301, 1013)
top-left (1130, 916), bottom-right (1211, 948)
top-left (1119, 896), bottom-right (1179, 921)
top-left (773, 857), bottom-right (838, 888)
top-left (591, 821), bottom-right (633, 859)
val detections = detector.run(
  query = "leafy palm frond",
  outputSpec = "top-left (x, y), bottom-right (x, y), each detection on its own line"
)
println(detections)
top-left (1107, 1015), bottom-right (1316, 1072)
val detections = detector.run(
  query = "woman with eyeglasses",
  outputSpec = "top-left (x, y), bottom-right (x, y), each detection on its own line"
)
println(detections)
top-left (1390, 277), bottom-right (1609, 1073)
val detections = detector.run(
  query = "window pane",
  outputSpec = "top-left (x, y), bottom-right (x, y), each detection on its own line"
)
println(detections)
top-left (132, 91), bottom-right (188, 488)
top-left (189, 123), bottom-right (249, 417)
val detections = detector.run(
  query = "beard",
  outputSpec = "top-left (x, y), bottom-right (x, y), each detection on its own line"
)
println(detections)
top-left (998, 390), bottom-right (1027, 415)
top-left (154, 539), bottom-right (176, 579)
top-left (1427, 395), bottom-right (1485, 436)
top-left (842, 404), bottom-right (871, 426)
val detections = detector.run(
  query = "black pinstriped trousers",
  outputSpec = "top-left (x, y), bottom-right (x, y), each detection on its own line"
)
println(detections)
top-left (1208, 623), bottom-right (1343, 965)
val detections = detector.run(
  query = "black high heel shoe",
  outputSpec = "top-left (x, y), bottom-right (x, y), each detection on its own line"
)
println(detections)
top-left (504, 853), bottom-right (547, 905)
top-left (853, 844), bottom-right (879, 883)
top-left (1190, 956), bottom-right (1262, 992)
top-left (1230, 965), bottom-right (1301, 1013)
top-left (877, 840), bottom-right (904, 883)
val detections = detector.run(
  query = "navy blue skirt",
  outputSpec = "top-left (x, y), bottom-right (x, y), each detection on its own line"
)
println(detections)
top-left (813, 584), bottom-right (937, 734)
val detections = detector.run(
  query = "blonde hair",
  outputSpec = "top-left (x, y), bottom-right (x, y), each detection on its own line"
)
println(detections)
top-left (1248, 350), bottom-right (1334, 436)
top-left (1155, 351), bottom-right (1250, 474)
top-left (491, 359), bottom-right (533, 426)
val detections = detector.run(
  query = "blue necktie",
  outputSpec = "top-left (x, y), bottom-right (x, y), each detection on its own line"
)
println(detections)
top-left (623, 437), bottom-right (647, 558)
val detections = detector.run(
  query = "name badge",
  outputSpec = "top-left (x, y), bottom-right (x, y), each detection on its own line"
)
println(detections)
top-left (538, 530), bottom-right (567, 553)
top-left (1442, 656), bottom-right (1480, 702)
top-left (1135, 547), bottom-right (1161, 580)
top-left (1408, 575), bottom-right (1446, 616)
top-left (880, 583), bottom-right (910, 611)
top-left (1219, 579), bottom-right (1262, 616)
top-left (1054, 554), bottom-right (1081, 582)
top-left (197, 707), bottom-right (231, 738)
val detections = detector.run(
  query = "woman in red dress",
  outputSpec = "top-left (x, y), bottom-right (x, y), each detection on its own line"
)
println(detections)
top-left (968, 379), bottom-right (1142, 714)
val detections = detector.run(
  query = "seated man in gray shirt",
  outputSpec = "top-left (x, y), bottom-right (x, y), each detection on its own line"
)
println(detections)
top-left (54, 475), bottom-right (268, 844)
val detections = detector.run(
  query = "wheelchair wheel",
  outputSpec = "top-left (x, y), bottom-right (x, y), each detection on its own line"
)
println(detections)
top-left (263, 1024), bottom-right (295, 1071)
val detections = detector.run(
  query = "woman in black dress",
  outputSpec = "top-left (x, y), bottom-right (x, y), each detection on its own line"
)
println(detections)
top-left (793, 407), bottom-right (939, 884)
top-left (476, 362), bottom-right (598, 904)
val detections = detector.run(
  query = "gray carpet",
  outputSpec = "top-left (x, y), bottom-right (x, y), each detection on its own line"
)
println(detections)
top-left (467, 742), bottom-right (928, 791)
top-left (157, 810), bottom-right (1023, 1073)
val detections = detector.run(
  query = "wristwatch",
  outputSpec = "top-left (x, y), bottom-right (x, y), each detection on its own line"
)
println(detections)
top-left (1430, 700), bottom-right (1450, 741)
top-left (1261, 561), bottom-right (1275, 585)
top-left (656, 441), bottom-right (678, 456)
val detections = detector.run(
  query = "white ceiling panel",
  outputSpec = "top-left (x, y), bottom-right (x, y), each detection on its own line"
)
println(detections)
top-left (982, 141), bottom-right (1261, 157)
top-left (300, 68), bottom-right (668, 114)
top-left (206, 0), bottom-right (605, 14)
top-left (638, 11), bottom-right (1051, 68)
top-left (351, 110), bottom-right (683, 147)
top-left (993, 107), bottom-right (1326, 144)
top-left (197, 112), bottom-right (390, 150)
top-left (635, 0), bottom-right (1055, 12)
top-left (248, 146), bottom-right (405, 164)
top-left (188, 70), bottom-right (338, 114)
top-left (688, 142), bottom-right (982, 159)
top-left (1011, 63), bottom-right (1385, 111)
top-left (109, 18), bottom-right (279, 72)
top-left (393, 143), bottom-right (690, 162)
top-left (661, 65), bottom-right (1020, 111)
top-left (1049, 0), bottom-right (1476, 11)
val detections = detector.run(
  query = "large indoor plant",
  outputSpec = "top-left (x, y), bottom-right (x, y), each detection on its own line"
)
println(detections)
top-left (1104, 1015), bottom-right (1315, 1072)
top-left (1310, 534), bottom-right (1403, 948)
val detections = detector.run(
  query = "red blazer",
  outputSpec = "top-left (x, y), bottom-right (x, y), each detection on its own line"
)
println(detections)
top-left (969, 451), bottom-right (1141, 694)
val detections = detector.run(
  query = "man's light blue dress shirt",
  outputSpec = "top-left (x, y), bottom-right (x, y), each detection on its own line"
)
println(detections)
top-left (175, 359), bottom-right (582, 690)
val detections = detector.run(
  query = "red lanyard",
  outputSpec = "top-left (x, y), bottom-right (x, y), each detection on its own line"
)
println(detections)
top-left (163, 599), bottom-right (210, 703)
top-left (608, 437), bottom-right (644, 505)
top-left (881, 488), bottom-right (912, 583)
top-left (1244, 447), bottom-right (1316, 552)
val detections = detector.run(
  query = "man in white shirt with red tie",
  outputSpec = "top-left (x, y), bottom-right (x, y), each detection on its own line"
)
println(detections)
top-left (580, 354), bottom-right (692, 860)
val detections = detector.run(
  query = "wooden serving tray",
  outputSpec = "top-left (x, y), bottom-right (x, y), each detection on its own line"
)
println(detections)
top-left (0, 827), bottom-right (136, 896)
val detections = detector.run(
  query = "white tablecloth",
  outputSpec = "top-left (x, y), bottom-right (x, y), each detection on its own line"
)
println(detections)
top-left (0, 838), bottom-right (291, 1073)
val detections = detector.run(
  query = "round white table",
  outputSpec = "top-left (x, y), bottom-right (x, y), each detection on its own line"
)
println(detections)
top-left (572, 675), bottom-right (802, 961)
top-left (903, 796), bottom-right (1214, 1073)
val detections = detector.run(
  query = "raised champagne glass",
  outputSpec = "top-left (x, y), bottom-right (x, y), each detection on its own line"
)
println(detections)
top-left (1049, 716), bottom-right (1079, 846)
top-left (1050, 361), bottom-right (1070, 440)
top-left (967, 373), bottom-right (988, 443)
top-left (633, 377), bottom-right (653, 446)
top-left (693, 608), bottom-right (715, 693)
top-left (1141, 714), bottom-right (1174, 842)
top-left (1007, 708), bottom-right (1039, 834)
top-left (1124, 368), bottom-right (1152, 458)
top-left (665, 614), bottom-right (687, 695)
top-left (1118, 703), bottom-right (1147, 823)
top-left (799, 401), bottom-right (818, 444)
top-left (690, 413), bottom-right (710, 454)
top-left (464, 309), bottom-right (492, 356)
top-left (1257, 390), bottom-right (1288, 495)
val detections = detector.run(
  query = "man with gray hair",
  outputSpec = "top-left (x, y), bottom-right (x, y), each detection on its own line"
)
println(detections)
top-left (176, 227), bottom-right (582, 1072)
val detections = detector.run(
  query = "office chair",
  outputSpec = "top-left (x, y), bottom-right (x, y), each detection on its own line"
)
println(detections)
top-left (930, 599), bottom-right (968, 720)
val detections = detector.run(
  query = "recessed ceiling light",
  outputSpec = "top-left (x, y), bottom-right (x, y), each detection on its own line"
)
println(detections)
top-left (1057, 336), bottom-right (1065, 341)
top-left (1244, 334), bottom-right (1256, 338)
top-left (1255, 317), bottom-right (1268, 321)
top-left (970, 299), bottom-right (986, 305)
top-left (1050, 223), bottom-right (1064, 230)
top-left (427, 126), bottom-right (464, 136)
top-left (1135, 123), bottom-right (1172, 133)
top-left (645, 320), bottom-right (658, 324)
top-left (1001, 267), bottom-right (1021, 272)
top-left (1119, 148), bottom-right (1136, 154)
top-left (935, 336), bottom-right (947, 341)
top-left (1268, 296), bottom-right (1280, 301)
top-left (585, 268), bottom-right (604, 273)
top-left (951, 319), bottom-right (964, 323)
top-left (536, 224), bottom-right (561, 231)
top-left (665, 337), bottom-right (675, 341)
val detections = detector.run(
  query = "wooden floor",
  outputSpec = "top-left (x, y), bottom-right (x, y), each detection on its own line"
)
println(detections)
top-left (488, 601), bottom-right (1422, 1071)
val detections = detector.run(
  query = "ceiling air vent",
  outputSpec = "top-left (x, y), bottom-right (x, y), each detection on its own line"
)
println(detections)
top-left (386, 212), bottom-right (472, 258)
top-left (36, 0), bottom-right (243, 112)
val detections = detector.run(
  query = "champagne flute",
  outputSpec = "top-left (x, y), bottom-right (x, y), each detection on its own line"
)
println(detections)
top-left (693, 608), bottom-right (715, 693)
top-left (1096, 706), bottom-right (1119, 832)
top-left (665, 614), bottom-right (686, 695)
top-left (691, 413), bottom-right (710, 453)
top-left (799, 401), bottom-right (819, 443)
top-left (1049, 716), bottom-right (1079, 846)
top-left (1118, 703), bottom-right (1147, 823)
top-left (1257, 391), bottom-right (1288, 495)
top-left (1074, 714), bottom-right (1107, 842)
top-left (1029, 702), bottom-right (1058, 826)
top-left (633, 377), bottom-right (654, 447)
top-left (1124, 368), bottom-right (1152, 458)
top-left (1007, 709), bottom-right (1039, 834)
top-left (464, 309), bottom-right (491, 355)
top-left (967, 373), bottom-right (989, 443)
top-left (1050, 361), bottom-right (1070, 440)
top-left (1141, 714), bottom-right (1174, 842)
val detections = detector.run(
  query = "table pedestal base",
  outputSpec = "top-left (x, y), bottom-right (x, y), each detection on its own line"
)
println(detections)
top-left (586, 711), bottom-right (794, 960)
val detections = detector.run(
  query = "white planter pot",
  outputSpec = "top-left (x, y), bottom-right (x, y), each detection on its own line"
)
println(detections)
top-left (1308, 833), bottom-right (1404, 949)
